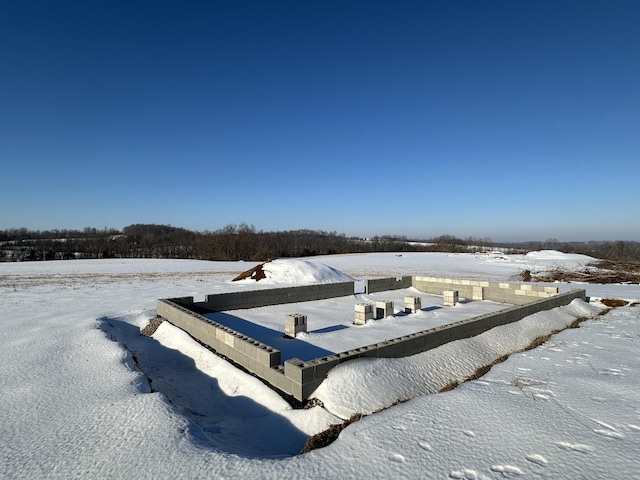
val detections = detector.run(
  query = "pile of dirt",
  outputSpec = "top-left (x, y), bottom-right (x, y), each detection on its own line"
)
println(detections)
top-left (299, 414), bottom-right (363, 454)
top-left (141, 316), bottom-right (164, 336)
top-left (232, 262), bottom-right (268, 282)
top-left (600, 298), bottom-right (631, 308)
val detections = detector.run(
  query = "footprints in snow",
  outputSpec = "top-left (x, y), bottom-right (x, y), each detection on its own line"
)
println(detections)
top-left (525, 454), bottom-right (548, 466)
top-left (449, 468), bottom-right (489, 479)
top-left (594, 429), bottom-right (625, 439)
top-left (448, 454), bottom-right (547, 479)
top-left (425, 430), bottom-right (549, 479)
top-left (490, 464), bottom-right (524, 475)
top-left (417, 439), bottom-right (433, 451)
top-left (388, 453), bottom-right (405, 463)
top-left (420, 419), bottom-right (629, 477)
top-left (556, 441), bottom-right (594, 453)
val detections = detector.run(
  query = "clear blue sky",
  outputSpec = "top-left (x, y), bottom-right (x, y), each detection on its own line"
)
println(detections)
top-left (1, 1), bottom-right (638, 241)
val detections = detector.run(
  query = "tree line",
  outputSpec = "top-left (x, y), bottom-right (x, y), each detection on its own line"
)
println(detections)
top-left (501, 238), bottom-right (640, 262)
top-left (2, 225), bottom-right (638, 262)
top-left (0, 224), bottom-right (425, 262)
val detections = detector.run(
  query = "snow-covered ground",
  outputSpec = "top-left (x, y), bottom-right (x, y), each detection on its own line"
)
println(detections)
top-left (1, 252), bottom-right (639, 478)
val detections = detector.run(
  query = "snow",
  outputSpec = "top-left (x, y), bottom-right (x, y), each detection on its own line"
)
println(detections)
top-left (524, 249), bottom-right (595, 262)
top-left (1, 251), bottom-right (639, 478)
top-left (204, 288), bottom-right (507, 360)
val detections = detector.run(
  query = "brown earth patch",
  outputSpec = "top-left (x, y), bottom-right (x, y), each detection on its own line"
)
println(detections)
top-left (600, 298), bottom-right (628, 308)
top-left (524, 260), bottom-right (640, 284)
top-left (232, 262), bottom-right (269, 282)
top-left (141, 316), bottom-right (165, 336)
top-left (299, 414), bottom-right (364, 454)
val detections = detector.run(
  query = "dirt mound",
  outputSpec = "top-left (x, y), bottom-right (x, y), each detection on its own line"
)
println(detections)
top-left (141, 316), bottom-right (165, 336)
top-left (232, 262), bottom-right (268, 282)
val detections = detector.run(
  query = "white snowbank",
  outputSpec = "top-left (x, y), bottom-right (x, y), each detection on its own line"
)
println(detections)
top-left (524, 250), bottom-right (592, 261)
top-left (234, 258), bottom-right (353, 285)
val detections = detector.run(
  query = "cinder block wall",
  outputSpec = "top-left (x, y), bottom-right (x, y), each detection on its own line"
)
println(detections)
top-left (199, 281), bottom-right (354, 311)
top-left (157, 298), bottom-right (282, 369)
top-left (412, 276), bottom-right (559, 305)
top-left (364, 276), bottom-right (412, 294)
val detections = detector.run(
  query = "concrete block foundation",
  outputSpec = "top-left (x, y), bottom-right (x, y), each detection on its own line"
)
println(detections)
top-left (157, 275), bottom-right (585, 402)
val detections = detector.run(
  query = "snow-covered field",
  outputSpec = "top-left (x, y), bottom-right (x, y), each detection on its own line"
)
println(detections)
top-left (1, 252), bottom-right (639, 478)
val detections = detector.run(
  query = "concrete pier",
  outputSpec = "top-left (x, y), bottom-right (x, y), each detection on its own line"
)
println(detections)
top-left (285, 313), bottom-right (307, 338)
top-left (354, 303), bottom-right (373, 325)
top-left (404, 296), bottom-right (421, 314)
top-left (375, 300), bottom-right (394, 319)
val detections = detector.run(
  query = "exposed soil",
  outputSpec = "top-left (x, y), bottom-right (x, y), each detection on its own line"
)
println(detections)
top-left (141, 316), bottom-right (165, 336)
top-left (300, 414), bottom-right (363, 454)
top-left (522, 261), bottom-right (640, 284)
top-left (232, 262), bottom-right (268, 282)
top-left (600, 298), bottom-right (630, 308)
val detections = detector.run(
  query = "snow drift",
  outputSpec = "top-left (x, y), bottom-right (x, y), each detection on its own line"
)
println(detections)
top-left (232, 258), bottom-right (354, 285)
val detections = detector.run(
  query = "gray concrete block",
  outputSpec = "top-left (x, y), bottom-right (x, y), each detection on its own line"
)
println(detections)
top-left (472, 286), bottom-right (484, 300)
top-left (255, 345), bottom-right (281, 367)
top-left (443, 290), bottom-right (459, 306)
top-left (404, 296), bottom-right (421, 313)
top-left (375, 300), bottom-right (394, 319)
top-left (284, 358), bottom-right (316, 384)
top-left (355, 303), bottom-right (373, 325)
top-left (284, 313), bottom-right (307, 337)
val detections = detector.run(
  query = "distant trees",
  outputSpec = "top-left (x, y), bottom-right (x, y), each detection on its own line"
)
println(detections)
top-left (0, 224), bottom-right (424, 262)
top-left (500, 239), bottom-right (640, 261)
top-left (2, 225), bottom-right (638, 262)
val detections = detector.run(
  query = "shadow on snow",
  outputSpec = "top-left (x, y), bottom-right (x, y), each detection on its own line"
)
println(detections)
top-left (99, 316), bottom-right (310, 458)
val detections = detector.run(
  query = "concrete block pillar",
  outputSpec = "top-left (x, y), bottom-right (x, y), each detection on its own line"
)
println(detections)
top-left (443, 290), bottom-right (459, 306)
top-left (375, 300), bottom-right (394, 319)
top-left (355, 303), bottom-right (373, 325)
top-left (285, 314), bottom-right (307, 338)
top-left (472, 286), bottom-right (484, 301)
top-left (404, 296), bottom-right (421, 314)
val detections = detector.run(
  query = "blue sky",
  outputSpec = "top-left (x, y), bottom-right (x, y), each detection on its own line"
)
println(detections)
top-left (1, 1), bottom-right (638, 241)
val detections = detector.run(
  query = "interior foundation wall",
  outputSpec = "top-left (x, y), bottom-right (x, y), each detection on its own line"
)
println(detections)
top-left (364, 276), bottom-right (412, 294)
